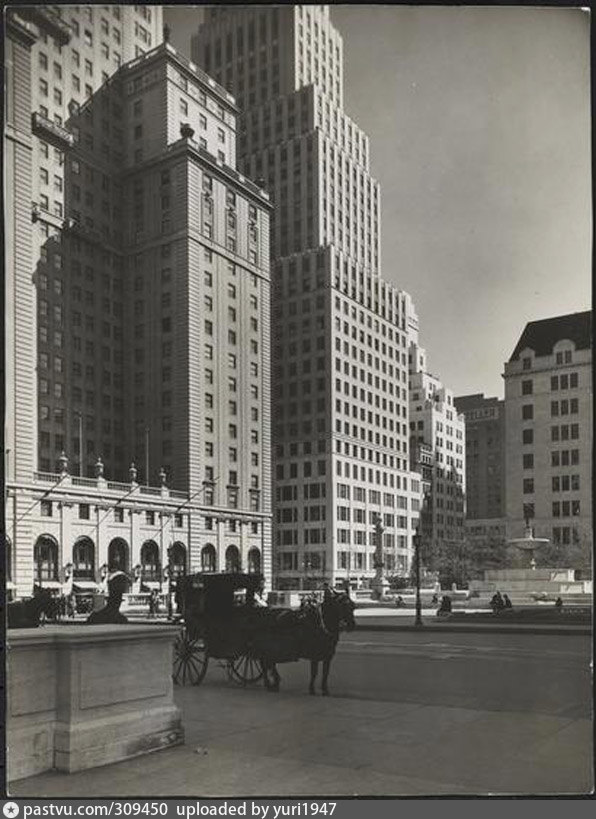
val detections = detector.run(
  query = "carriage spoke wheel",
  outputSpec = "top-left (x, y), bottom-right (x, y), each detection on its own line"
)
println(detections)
top-left (227, 653), bottom-right (263, 686)
top-left (173, 632), bottom-right (208, 686)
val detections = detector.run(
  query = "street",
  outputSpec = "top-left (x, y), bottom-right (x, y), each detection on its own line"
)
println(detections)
top-left (12, 627), bottom-right (593, 797)
top-left (259, 630), bottom-right (592, 719)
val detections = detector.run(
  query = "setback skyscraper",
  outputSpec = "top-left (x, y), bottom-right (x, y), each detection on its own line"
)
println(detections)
top-left (194, 6), bottom-right (420, 589)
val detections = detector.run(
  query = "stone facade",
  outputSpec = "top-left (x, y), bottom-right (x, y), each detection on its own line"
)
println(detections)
top-left (408, 336), bottom-right (467, 554)
top-left (4, 7), bottom-right (273, 596)
top-left (503, 311), bottom-right (592, 552)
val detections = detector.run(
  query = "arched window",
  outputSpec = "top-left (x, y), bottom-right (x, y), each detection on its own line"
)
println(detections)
top-left (225, 544), bottom-right (241, 573)
top-left (140, 540), bottom-right (160, 581)
top-left (201, 544), bottom-right (216, 573)
top-left (73, 537), bottom-right (95, 579)
top-left (108, 538), bottom-right (129, 574)
top-left (170, 541), bottom-right (187, 579)
top-left (247, 547), bottom-right (261, 574)
top-left (34, 535), bottom-right (59, 582)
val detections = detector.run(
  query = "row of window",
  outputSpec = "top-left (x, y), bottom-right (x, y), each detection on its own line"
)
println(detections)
top-left (521, 349), bottom-right (574, 370)
top-left (336, 525), bottom-right (409, 544)
top-left (523, 473), bottom-right (582, 495)
top-left (40, 500), bottom-right (184, 527)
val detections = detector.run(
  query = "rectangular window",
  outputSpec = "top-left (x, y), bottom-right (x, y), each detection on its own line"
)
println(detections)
top-left (521, 404), bottom-right (533, 420)
top-left (79, 504), bottom-right (90, 520)
top-left (522, 429), bottom-right (533, 445)
top-left (521, 380), bottom-right (533, 395)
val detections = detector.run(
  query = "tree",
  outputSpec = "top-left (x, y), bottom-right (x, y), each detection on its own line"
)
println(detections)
top-left (419, 535), bottom-right (513, 589)
top-left (537, 533), bottom-right (592, 572)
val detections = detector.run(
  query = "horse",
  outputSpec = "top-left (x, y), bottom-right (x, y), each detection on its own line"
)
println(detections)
top-left (7, 586), bottom-right (59, 629)
top-left (254, 589), bottom-right (356, 696)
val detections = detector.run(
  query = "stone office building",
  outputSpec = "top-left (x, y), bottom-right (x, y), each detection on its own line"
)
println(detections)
top-left (4, 6), bottom-right (273, 597)
top-left (503, 311), bottom-right (592, 553)
top-left (454, 393), bottom-right (507, 547)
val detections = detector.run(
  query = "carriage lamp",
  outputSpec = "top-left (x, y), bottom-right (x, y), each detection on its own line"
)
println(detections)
top-left (134, 564), bottom-right (142, 581)
top-left (100, 563), bottom-right (109, 580)
top-left (63, 562), bottom-right (73, 581)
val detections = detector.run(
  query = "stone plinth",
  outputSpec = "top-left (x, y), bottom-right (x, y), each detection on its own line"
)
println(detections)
top-left (7, 624), bottom-right (183, 781)
top-left (468, 568), bottom-right (592, 604)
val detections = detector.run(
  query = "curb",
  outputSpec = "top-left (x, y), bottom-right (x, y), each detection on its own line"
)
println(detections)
top-left (354, 621), bottom-right (592, 636)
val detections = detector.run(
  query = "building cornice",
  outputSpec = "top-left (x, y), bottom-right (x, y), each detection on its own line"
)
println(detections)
top-left (123, 137), bottom-right (272, 209)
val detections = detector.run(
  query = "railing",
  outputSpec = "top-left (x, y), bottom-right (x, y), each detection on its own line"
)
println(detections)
top-left (71, 476), bottom-right (97, 488)
top-left (107, 481), bottom-right (131, 492)
top-left (33, 472), bottom-right (60, 483)
top-left (140, 487), bottom-right (162, 497)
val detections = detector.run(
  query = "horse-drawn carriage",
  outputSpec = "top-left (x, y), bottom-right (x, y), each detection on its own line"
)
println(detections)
top-left (172, 572), bottom-right (356, 694)
top-left (172, 572), bottom-right (266, 687)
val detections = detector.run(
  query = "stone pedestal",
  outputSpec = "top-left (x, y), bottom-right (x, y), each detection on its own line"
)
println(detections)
top-left (370, 574), bottom-right (391, 600)
top-left (7, 624), bottom-right (183, 781)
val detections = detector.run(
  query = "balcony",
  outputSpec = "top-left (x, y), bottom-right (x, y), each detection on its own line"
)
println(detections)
top-left (62, 217), bottom-right (101, 244)
top-left (6, 10), bottom-right (38, 46)
top-left (31, 202), bottom-right (64, 230)
top-left (19, 6), bottom-right (71, 46)
top-left (32, 113), bottom-right (75, 151)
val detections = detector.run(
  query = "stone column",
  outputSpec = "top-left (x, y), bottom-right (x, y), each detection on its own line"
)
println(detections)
top-left (217, 517), bottom-right (226, 571)
top-left (129, 508), bottom-right (140, 574)
top-left (95, 503), bottom-right (109, 582)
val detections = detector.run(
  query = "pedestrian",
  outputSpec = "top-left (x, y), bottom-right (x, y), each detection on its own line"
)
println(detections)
top-left (555, 596), bottom-right (563, 609)
top-left (436, 595), bottom-right (452, 616)
top-left (503, 593), bottom-right (512, 609)
top-left (491, 591), bottom-right (504, 614)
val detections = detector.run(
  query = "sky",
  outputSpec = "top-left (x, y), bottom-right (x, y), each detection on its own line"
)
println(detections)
top-left (165, 4), bottom-right (591, 399)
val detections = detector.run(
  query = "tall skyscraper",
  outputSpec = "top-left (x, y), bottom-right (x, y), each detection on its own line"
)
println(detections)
top-left (5, 6), bottom-right (273, 596)
top-left (194, 6), bottom-right (420, 589)
top-left (503, 311), bottom-right (592, 553)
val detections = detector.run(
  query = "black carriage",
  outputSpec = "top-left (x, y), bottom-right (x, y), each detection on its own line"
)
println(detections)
top-left (172, 572), bottom-right (266, 687)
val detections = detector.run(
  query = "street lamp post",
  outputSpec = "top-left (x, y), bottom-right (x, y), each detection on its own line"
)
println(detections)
top-left (166, 545), bottom-right (173, 619)
top-left (413, 530), bottom-right (423, 627)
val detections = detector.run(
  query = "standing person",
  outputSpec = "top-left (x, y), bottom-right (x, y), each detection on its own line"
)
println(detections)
top-left (148, 590), bottom-right (156, 618)
top-left (503, 593), bottom-right (513, 609)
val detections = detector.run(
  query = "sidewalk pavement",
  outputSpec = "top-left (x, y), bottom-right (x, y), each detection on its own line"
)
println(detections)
top-left (11, 674), bottom-right (593, 798)
top-left (354, 608), bottom-right (592, 635)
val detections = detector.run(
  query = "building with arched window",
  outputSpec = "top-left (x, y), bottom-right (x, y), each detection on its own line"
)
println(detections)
top-left (4, 6), bottom-right (272, 598)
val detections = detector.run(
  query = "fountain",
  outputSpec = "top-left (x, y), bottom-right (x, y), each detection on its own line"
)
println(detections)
top-left (507, 506), bottom-right (550, 569)
top-left (468, 506), bottom-right (591, 605)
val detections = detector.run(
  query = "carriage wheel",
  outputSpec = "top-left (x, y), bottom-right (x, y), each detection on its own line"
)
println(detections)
top-left (227, 653), bottom-right (263, 686)
top-left (173, 631), bottom-right (209, 686)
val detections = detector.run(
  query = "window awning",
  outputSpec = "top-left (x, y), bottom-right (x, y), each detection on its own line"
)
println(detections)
top-left (72, 582), bottom-right (100, 593)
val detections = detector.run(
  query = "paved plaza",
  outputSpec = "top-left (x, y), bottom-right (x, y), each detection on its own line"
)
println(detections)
top-left (11, 628), bottom-right (592, 798)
